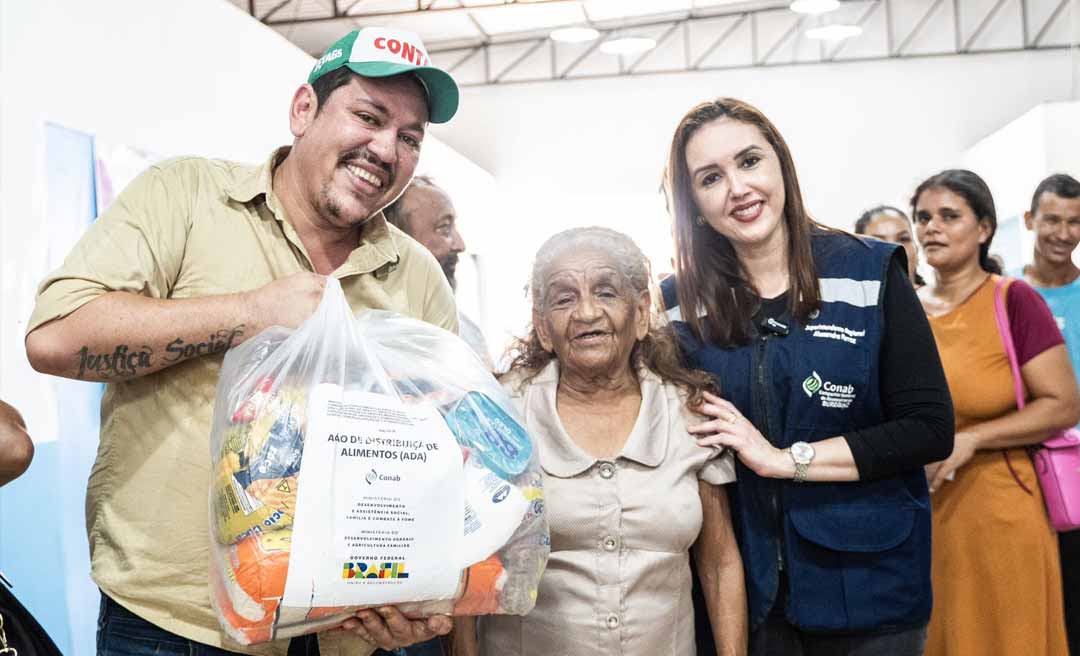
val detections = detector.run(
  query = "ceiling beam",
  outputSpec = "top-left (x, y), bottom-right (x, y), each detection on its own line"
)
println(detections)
top-left (691, 13), bottom-right (749, 69)
top-left (434, 0), bottom-right (1069, 87)
top-left (1032, 0), bottom-right (1070, 47)
top-left (252, 0), bottom-right (1072, 86)
top-left (262, 0), bottom-right (580, 26)
top-left (462, 43), bottom-right (1076, 87)
top-left (895, 0), bottom-right (945, 56)
top-left (627, 19), bottom-right (683, 74)
top-left (826, 0), bottom-right (881, 61)
top-left (759, 14), bottom-right (803, 65)
top-left (961, 0), bottom-right (1007, 52)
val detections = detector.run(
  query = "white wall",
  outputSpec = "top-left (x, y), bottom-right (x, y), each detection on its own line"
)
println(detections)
top-left (965, 100), bottom-right (1080, 269)
top-left (964, 104), bottom-right (1050, 220)
top-left (964, 99), bottom-right (1080, 217)
top-left (1044, 101), bottom-right (1080, 175)
top-left (431, 48), bottom-right (1079, 356)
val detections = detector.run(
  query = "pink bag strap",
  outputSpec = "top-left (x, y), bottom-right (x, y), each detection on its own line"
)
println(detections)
top-left (992, 276), bottom-right (1026, 410)
top-left (992, 276), bottom-right (1036, 495)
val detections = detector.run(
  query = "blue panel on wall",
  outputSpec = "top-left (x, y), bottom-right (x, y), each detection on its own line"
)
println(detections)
top-left (0, 123), bottom-right (103, 655)
top-left (0, 443), bottom-right (70, 649)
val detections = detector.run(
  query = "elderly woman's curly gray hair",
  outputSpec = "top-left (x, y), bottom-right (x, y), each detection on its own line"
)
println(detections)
top-left (503, 226), bottom-right (717, 406)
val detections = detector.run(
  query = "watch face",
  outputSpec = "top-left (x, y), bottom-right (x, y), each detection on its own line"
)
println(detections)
top-left (791, 441), bottom-right (815, 464)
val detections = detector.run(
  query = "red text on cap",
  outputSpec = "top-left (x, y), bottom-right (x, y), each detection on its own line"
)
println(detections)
top-left (374, 37), bottom-right (430, 67)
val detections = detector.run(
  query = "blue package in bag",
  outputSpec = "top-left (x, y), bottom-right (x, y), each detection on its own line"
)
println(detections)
top-left (444, 391), bottom-right (532, 479)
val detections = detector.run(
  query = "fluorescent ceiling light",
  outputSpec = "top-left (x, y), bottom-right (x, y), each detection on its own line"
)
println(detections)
top-left (789, 0), bottom-right (840, 14)
top-left (550, 27), bottom-right (600, 43)
top-left (599, 36), bottom-right (657, 55)
top-left (805, 24), bottom-right (863, 40)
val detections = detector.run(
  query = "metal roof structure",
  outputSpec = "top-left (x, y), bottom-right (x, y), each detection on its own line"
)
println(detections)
top-left (233, 0), bottom-right (1079, 85)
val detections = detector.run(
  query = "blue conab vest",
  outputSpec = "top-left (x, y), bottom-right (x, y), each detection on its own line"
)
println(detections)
top-left (662, 233), bottom-right (931, 633)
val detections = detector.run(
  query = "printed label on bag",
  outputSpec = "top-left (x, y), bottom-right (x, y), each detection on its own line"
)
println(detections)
top-left (283, 383), bottom-right (464, 606)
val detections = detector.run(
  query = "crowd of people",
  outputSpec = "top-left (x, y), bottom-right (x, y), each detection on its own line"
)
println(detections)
top-left (2, 24), bottom-right (1079, 656)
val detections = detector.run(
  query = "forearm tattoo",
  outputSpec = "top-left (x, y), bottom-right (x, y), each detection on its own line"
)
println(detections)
top-left (74, 325), bottom-right (245, 379)
top-left (163, 326), bottom-right (245, 363)
top-left (76, 345), bottom-right (153, 379)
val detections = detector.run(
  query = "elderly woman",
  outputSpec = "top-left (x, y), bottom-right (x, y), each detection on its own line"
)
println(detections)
top-left (455, 227), bottom-right (746, 656)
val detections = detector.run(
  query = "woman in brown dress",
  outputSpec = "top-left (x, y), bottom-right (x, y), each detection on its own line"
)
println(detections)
top-left (912, 169), bottom-right (1080, 656)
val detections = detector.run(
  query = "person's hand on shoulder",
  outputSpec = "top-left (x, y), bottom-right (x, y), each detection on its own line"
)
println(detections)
top-left (0, 400), bottom-right (33, 486)
top-left (690, 391), bottom-right (791, 478)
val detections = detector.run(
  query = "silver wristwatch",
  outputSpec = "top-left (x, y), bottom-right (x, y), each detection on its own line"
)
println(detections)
top-left (789, 441), bottom-right (816, 483)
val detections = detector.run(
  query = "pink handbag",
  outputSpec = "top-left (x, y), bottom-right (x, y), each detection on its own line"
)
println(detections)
top-left (993, 277), bottom-right (1080, 532)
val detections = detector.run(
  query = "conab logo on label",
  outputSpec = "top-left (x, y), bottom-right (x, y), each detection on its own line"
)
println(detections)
top-left (802, 370), bottom-right (856, 409)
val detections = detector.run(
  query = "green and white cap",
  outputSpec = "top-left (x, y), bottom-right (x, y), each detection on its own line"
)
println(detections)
top-left (308, 27), bottom-right (459, 124)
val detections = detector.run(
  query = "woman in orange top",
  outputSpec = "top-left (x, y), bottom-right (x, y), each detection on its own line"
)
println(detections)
top-left (912, 169), bottom-right (1080, 656)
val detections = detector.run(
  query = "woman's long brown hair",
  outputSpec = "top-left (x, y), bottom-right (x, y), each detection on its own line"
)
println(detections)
top-left (663, 98), bottom-right (826, 347)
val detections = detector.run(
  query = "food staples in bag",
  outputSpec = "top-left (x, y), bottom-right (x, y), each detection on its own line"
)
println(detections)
top-left (239, 392), bottom-right (305, 484)
top-left (444, 391), bottom-right (532, 479)
top-left (213, 463), bottom-right (299, 544)
top-left (388, 375), bottom-right (463, 410)
top-left (232, 376), bottom-right (275, 423)
top-left (453, 556), bottom-right (505, 615)
top-left (213, 527), bottom-right (359, 644)
top-left (209, 283), bottom-right (548, 645)
top-left (461, 457), bottom-right (529, 567)
top-left (213, 388), bottom-right (306, 544)
top-left (213, 529), bottom-right (513, 644)
top-left (211, 528), bottom-right (291, 645)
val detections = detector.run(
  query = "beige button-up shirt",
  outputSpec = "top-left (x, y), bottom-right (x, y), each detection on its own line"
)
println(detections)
top-left (480, 361), bottom-right (735, 656)
top-left (27, 149), bottom-right (457, 655)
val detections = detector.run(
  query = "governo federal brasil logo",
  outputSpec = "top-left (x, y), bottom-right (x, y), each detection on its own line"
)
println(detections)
top-left (802, 371), bottom-right (823, 397)
top-left (342, 561), bottom-right (410, 580)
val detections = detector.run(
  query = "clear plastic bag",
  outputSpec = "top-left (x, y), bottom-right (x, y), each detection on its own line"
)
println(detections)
top-left (209, 279), bottom-right (548, 645)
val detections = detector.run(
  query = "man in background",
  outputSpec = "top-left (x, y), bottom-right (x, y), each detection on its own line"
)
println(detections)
top-left (385, 176), bottom-right (493, 369)
top-left (1019, 172), bottom-right (1080, 656)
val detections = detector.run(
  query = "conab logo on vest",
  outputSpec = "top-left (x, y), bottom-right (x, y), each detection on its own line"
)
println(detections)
top-left (802, 371), bottom-right (856, 409)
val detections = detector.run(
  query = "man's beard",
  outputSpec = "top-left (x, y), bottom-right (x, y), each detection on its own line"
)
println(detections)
top-left (318, 149), bottom-right (394, 223)
top-left (440, 256), bottom-right (458, 290)
top-left (320, 180), bottom-right (343, 219)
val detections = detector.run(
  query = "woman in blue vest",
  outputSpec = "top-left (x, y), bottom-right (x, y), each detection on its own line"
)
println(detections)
top-left (659, 98), bottom-right (955, 656)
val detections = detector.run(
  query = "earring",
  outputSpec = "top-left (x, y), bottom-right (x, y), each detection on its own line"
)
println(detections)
top-left (696, 215), bottom-right (706, 226)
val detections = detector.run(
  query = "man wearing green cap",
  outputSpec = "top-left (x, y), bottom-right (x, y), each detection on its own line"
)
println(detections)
top-left (25, 27), bottom-right (461, 656)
